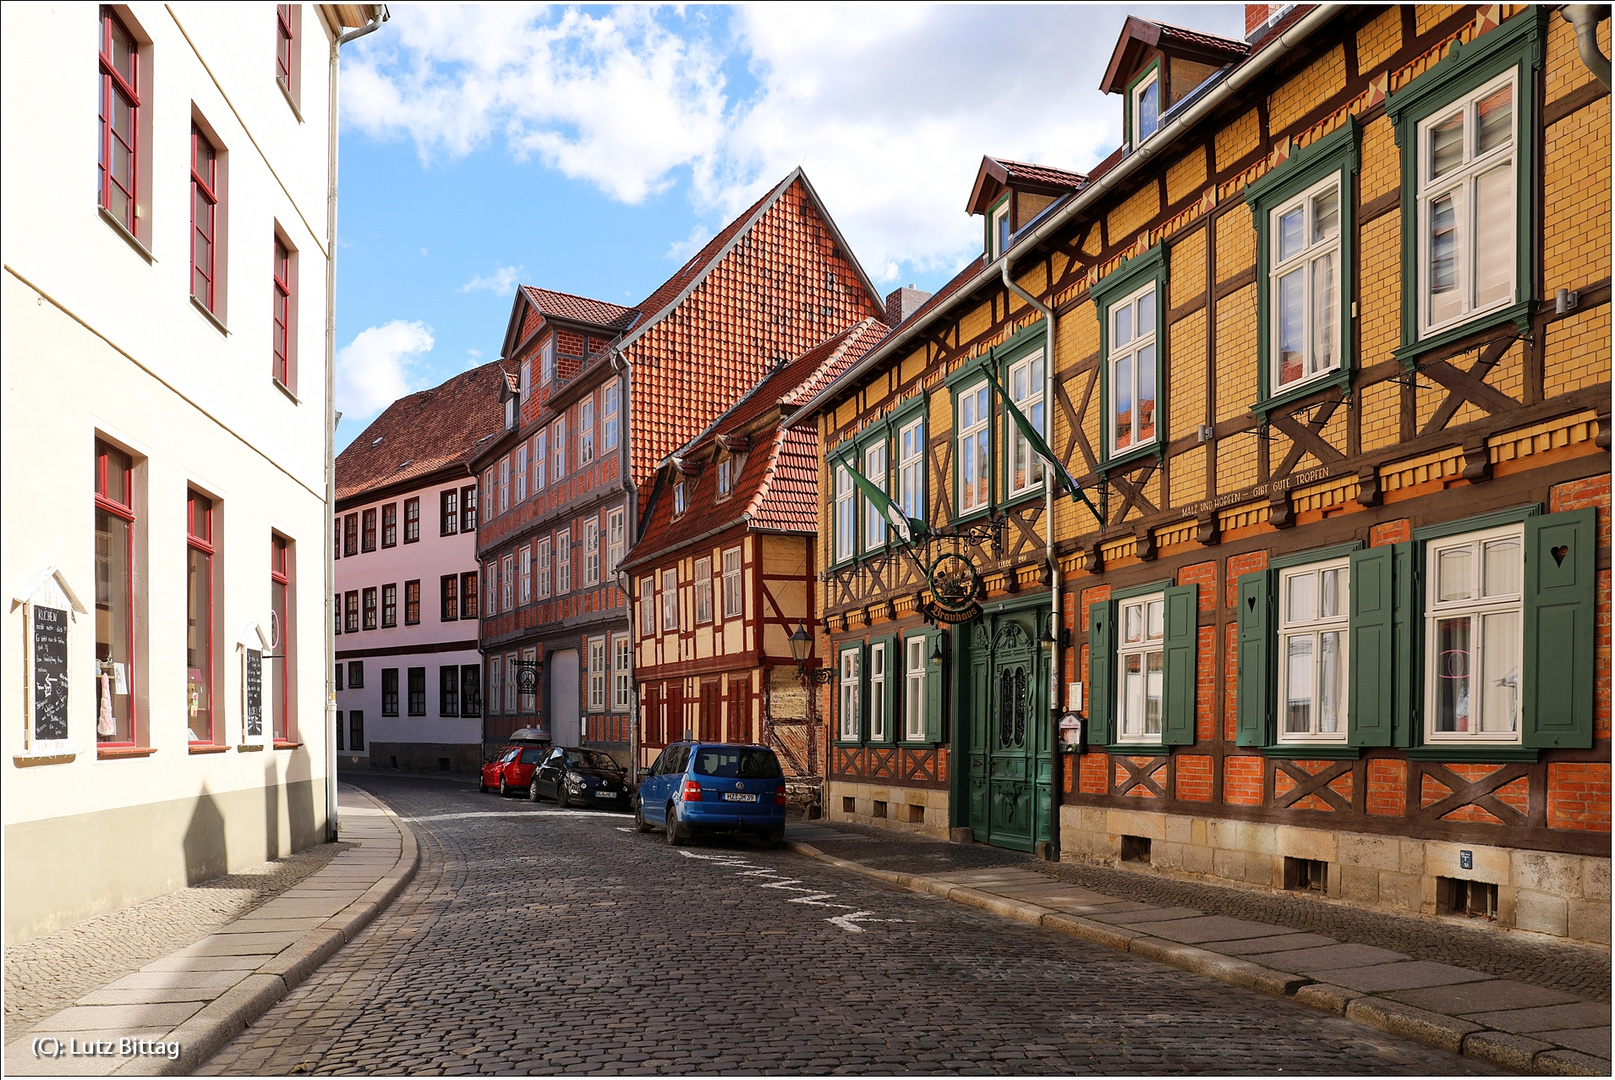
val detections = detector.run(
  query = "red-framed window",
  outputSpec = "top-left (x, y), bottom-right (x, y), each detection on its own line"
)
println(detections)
top-left (191, 124), bottom-right (219, 312)
top-left (461, 485), bottom-right (478, 531)
top-left (405, 579), bottom-right (421, 626)
top-left (381, 582), bottom-right (397, 628)
top-left (343, 513), bottom-right (358, 557)
top-left (96, 440), bottom-right (138, 745)
top-left (362, 508), bottom-right (377, 552)
top-left (275, 5), bottom-right (295, 88)
top-left (382, 502), bottom-right (397, 547)
top-left (273, 237), bottom-right (291, 385)
top-left (461, 571), bottom-right (478, 619)
top-left (441, 574), bottom-right (459, 621)
top-left (362, 586), bottom-right (378, 631)
top-left (344, 589), bottom-right (359, 633)
top-left (404, 497), bottom-right (421, 543)
top-left (99, 7), bottom-right (140, 231)
top-left (187, 490), bottom-right (216, 745)
top-left (271, 535), bottom-right (293, 742)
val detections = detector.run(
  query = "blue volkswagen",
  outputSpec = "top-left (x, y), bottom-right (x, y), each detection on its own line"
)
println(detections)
top-left (634, 743), bottom-right (787, 847)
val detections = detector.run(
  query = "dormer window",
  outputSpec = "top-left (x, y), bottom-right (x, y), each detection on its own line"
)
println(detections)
top-left (991, 199), bottom-right (1011, 258)
top-left (717, 457), bottom-right (733, 498)
top-left (1131, 66), bottom-right (1161, 147)
top-left (673, 480), bottom-right (687, 517)
top-left (541, 336), bottom-right (554, 383)
top-left (504, 396), bottom-right (515, 429)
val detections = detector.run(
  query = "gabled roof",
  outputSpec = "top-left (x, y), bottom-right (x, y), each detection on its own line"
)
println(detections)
top-left (519, 286), bottom-right (639, 333)
top-left (1100, 15), bottom-right (1250, 95)
top-left (966, 157), bottom-right (1088, 216)
top-left (335, 361), bottom-right (509, 504)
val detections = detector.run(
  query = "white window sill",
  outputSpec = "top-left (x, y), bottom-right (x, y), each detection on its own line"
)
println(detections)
top-left (191, 295), bottom-right (229, 336)
top-left (273, 377), bottom-right (299, 404)
top-left (101, 207), bottom-right (155, 263)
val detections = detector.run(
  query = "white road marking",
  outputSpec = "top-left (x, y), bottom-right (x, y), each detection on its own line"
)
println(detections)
top-left (827, 911), bottom-right (903, 933)
top-left (404, 809), bottom-right (626, 822)
top-left (676, 849), bottom-right (898, 929)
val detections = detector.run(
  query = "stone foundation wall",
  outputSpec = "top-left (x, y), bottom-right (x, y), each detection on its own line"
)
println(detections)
top-left (828, 781), bottom-right (950, 839)
top-left (364, 742), bottom-right (482, 776)
top-left (1059, 804), bottom-right (1612, 944)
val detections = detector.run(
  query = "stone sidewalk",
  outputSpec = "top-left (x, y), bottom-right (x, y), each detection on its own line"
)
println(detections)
top-left (3, 784), bottom-right (416, 1077)
top-left (786, 820), bottom-right (1611, 1076)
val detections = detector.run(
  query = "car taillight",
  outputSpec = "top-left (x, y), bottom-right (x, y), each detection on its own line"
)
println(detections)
top-left (774, 788), bottom-right (787, 806)
top-left (682, 779), bottom-right (703, 802)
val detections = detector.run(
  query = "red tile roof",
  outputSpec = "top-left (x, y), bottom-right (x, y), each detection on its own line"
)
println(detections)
top-left (967, 157), bottom-right (1088, 215)
top-left (631, 184), bottom-right (780, 328)
top-left (997, 159), bottom-right (1088, 190)
top-left (518, 286), bottom-right (640, 333)
top-left (335, 361), bottom-right (509, 504)
top-left (1100, 15), bottom-right (1249, 95)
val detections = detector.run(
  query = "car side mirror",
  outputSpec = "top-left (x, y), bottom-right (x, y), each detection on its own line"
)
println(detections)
top-left (638, 768), bottom-right (652, 780)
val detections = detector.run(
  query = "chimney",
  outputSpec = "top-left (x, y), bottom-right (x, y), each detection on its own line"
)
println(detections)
top-left (884, 284), bottom-right (934, 328)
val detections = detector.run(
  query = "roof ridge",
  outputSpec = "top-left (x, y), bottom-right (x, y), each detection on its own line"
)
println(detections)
top-left (521, 283), bottom-right (638, 315)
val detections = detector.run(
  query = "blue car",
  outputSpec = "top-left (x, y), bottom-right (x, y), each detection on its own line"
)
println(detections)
top-left (635, 742), bottom-right (787, 847)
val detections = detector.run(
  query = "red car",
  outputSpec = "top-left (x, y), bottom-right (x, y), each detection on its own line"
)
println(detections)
top-left (480, 744), bottom-right (549, 797)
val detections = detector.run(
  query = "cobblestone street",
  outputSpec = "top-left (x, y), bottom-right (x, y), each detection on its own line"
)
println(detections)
top-left (199, 775), bottom-right (1492, 1075)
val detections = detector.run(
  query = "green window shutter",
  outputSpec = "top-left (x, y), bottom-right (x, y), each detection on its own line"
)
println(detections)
top-left (924, 629), bottom-right (945, 743)
top-left (1235, 571), bottom-right (1272, 747)
top-left (1524, 509), bottom-right (1596, 749)
top-left (1087, 600), bottom-right (1115, 745)
top-left (1161, 584), bottom-right (1198, 745)
top-left (879, 635), bottom-right (899, 743)
top-left (1348, 546), bottom-right (1395, 746)
top-left (1390, 541), bottom-right (1418, 747)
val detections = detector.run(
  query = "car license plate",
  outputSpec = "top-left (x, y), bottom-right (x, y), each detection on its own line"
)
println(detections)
top-left (723, 792), bottom-right (759, 802)
top-left (595, 791), bottom-right (617, 798)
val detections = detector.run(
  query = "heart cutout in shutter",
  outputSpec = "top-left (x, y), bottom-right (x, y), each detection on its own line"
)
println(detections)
top-left (1551, 545), bottom-right (1569, 566)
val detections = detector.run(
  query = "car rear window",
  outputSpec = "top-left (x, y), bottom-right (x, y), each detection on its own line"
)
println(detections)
top-left (693, 747), bottom-right (782, 779)
top-left (569, 749), bottom-right (620, 771)
top-left (520, 748), bottom-right (545, 764)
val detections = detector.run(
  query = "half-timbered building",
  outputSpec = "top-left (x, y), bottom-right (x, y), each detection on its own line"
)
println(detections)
top-left (800, 3), bottom-right (1611, 941)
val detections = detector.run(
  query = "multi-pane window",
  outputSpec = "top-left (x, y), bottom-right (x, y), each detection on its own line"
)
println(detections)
top-left (958, 383), bottom-right (991, 513)
top-left (1107, 283), bottom-right (1157, 454)
top-left (440, 666), bottom-right (460, 716)
top-left (98, 8), bottom-right (140, 232)
top-left (408, 668), bottom-right (426, 716)
top-left (270, 535), bottom-right (291, 742)
top-left (344, 513), bottom-right (358, 557)
top-left (362, 508), bottom-right (377, 552)
top-left (381, 582), bottom-right (397, 628)
top-left (863, 442), bottom-right (887, 550)
top-left (603, 380), bottom-right (620, 451)
top-left (275, 5), bottom-right (295, 90)
top-left (722, 547), bottom-right (743, 619)
top-left (501, 553), bottom-right (514, 612)
top-left (541, 336), bottom-right (554, 383)
top-left (347, 660), bottom-right (364, 688)
top-left (1007, 351), bottom-right (1046, 496)
top-left (516, 444), bottom-right (528, 503)
top-left (661, 568), bottom-right (678, 630)
top-left (405, 579), bottom-right (420, 625)
top-left (1270, 177), bottom-right (1342, 391)
top-left (1418, 71), bottom-right (1516, 338)
top-left (991, 201), bottom-right (1010, 258)
top-left (580, 396), bottom-right (595, 465)
top-left (605, 509), bottom-right (624, 582)
top-left (404, 497), bottom-right (420, 542)
top-left (1116, 594), bottom-right (1165, 743)
top-left (483, 467), bottom-right (495, 516)
top-left (899, 418), bottom-right (924, 522)
top-left (273, 238), bottom-right (292, 385)
top-left (674, 481), bottom-right (687, 517)
top-left (694, 557), bottom-right (713, 624)
top-left (533, 430), bottom-right (548, 490)
top-left (556, 530), bottom-right (572, 593)
top-left (553, 417), bottom-right (567, 478)
top-left (1132, 67), bottom-right (1160, 146)
top-left (461, 571), bottom-right (478, 618)
top-left (1426, 525), bottom-right (1523, 742)
top-left (333, 591), bottom-right (341, 634)
top-left (717, 458), bottom-right (733, 498)
top-left (537, 537), bottom-right (552, 599)
top-left (487, 655), bottom-right (502, 715)
top-left (191, 125), bottom-right (220, 313)
top-left (519, 545), bottom-right (532, 604)
top-left (834, 465), bottom-right (855, 562)
top-left (612, 634), bottom-right (632, 711)
top-left (584, 519), bottom-right (600, 586)
top-left (349, 711), bottom-right (364, 750)
top-left (381, 668), bottom-right (399, 716)
top-left (519, 649), bottom-right (537, 714)
top-left (441, 574), bottom-right (459, 621)
top-left (519, 359), bottom-right (531, 404)
top-left (499, 457), bottom-right (510, 514)
top-left (441, 490), bottom-right (458, 535)
top-left (186, 490), bottom-right (215, 744)
top-left (868, 641), bottom-right (888, 741)
top-left (504, 652), bottom-right (518, 714)
top-left (1278, 560), bottom-right (1349, 741)
top-left (344, 590), bottom-right (359, 633)
top-left (461, 665), bottom-right (482, 718)
top-left (838, 648), bottom-right (860, 741)
top-left (95, 440), bottom-right (137, 744)
top-left (905, 636), bottom-right (927, 741)
top-left (461, 485), bottom-right (477, 531)
top-left (381, 503), bottom-right (396, 547)
top-left (362, 587), bottom-right (378, 630)
top-left (588, 637), bottom-right (607, 711)
top-left (640, 576), bottom-right (656, 636)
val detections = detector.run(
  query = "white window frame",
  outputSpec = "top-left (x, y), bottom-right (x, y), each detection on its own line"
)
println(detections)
top-left (1277, 558), bottom-right (1350, 743)
top-left (991, 200), bottom-right (1010, 258)
top-left (1106, 282), bottom-right (1158, 456)
top-left (661, 568), bottom-right (679, 631)
top-left (499, 457), bottom-right (510, 513)
top-left (537, 537), bottom-right (552, 599)
top-left (603, 380), bottom-right (620, 451)
top-left (904, 635), bottom-right (927, 741)
top-left (534, 429), bottom-right (548, 490)
top-left (722, 546), bottom-right (743, 620)
top-left (588, 636), bottom-right (606, 711)
top-left (898, 417), bottom-right (924, 522)
top-left (1131, 67), bottom-right (1161, 148)
top-left (674, 480), bottom-right (686, 517)
top-left (957, 382), bottom-right (991, 515)
top-left (1116, 592), bottom-right (1165, 743)
top-left (556, 528), bottom-right (571, 594)
top-left (694, 556), bottom-right (713, 624)
top-left (541, 336), bottom-right (554, 383)
top-left (639, 575), bottom-right (655, 636)
top-left (1269, 174), bottom-right (1344, 394)
top-left (612, 633), bottom-right (632, 711)
top-left (504, 651), bottom-right (517, 714)
top-left (514, 443), bottom-right (527, 503)
top-left (579, 395), bottom-right (595, 465)
top-left (838, 647), bottom-right (860, 741)
top-left (500, 553), bottom-right (514, 613)
top-left (1416, 68), bottom-right (1518, 340)
top-left (717, 458), bottom-right (733, 499)
top-left (584, 518), bottom-right (600, 586)
top-left (1007, 349), bottom-right (1046, 498)
top-left (519, 544), bottom-right (532, 605)
top-left (862, 441), bottom-right (888, 551)
top-left (553, 417), bottom-right (567, 479)
top-left (834, 465), bottom-right (855, 562)
top-left (1424, 523), bottom-right (1524, 744)
top-left (489, 654), bottom-right (503, 715)
top-left (868, 641), bottom-right (888, 742)
top-left (605, 508), bottom-right (624, 583)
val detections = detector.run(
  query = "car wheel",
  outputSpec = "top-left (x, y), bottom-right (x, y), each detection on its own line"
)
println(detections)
top-left (665, 804), bottom-right (687, 846)
top-left (479, 776), bottom-right (489, 793)
top-left (557, 783), bottom-right (571, 809)
top-left (498, 777), bottom-right (508, 797)
top-left (634, 800), bottom-right (652, 833)
top-left (529, 778), bottom-right (541, 803)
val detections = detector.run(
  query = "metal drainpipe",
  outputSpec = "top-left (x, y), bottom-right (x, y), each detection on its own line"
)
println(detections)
top-left (1000, 257), bottom-right (1062, 859)
top-left (1562, 5), bottom-right (1612, 91)
top-left (610, 348), bottom-right (640, 774)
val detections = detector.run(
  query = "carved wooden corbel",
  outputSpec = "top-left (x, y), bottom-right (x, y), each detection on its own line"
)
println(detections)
top-left (1268, 491), bottom-right (1296, 529)
top-left (1355, 465), bottom-right (1383, 507)
top-left (1196, 512), bottom-right (1221, 546)
top-left (1598, 407), bottom-right (1612, 451)
top-left (1038, 557), bottom-right (1054, 586)
top-left (1084, 538), bottom-right (1105, 575)
top-left (1134, 523), bottom-right (1158, 562)
top-left (1461, 435), bottom-right (1493, 484)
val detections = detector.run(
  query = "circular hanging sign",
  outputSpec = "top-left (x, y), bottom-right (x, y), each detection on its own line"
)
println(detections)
top-left (927, 552), bottom-right (983, 616)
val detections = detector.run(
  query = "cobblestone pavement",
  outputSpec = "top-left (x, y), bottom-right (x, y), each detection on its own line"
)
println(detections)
top-left (200, 775), bottom-right (1493, 1075)
top-left (3, 841), bottom-right (351, 1031)
top-left (797, 823), bottom-right (1612, 1003)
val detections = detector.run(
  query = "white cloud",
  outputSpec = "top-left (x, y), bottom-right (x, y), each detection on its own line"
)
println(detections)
top-left (664, 224), bottom-right (714, 262)
top-left (458, 265), bottom-right (524, 294)
top-left (345, 4), bottom-right (1245, 281)
top-left (335, 319), bottom-right (436, 418)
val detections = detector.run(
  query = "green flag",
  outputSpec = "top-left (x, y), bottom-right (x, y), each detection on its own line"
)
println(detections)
top-left (834, 454), bottom-right (927, 546)
top-left (981, 363), bottom-right (1100, 523)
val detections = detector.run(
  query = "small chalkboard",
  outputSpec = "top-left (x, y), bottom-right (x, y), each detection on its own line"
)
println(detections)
top-left (33, 606), bottom-right (69, 742)
top-left (245, 648), bottom-right (263, 739)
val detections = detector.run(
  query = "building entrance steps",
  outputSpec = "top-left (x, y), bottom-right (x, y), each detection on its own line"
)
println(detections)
top-left (3, 785), bottom-right (418, 1077)
top-left (783, 819), bottom-right (1612, 1076)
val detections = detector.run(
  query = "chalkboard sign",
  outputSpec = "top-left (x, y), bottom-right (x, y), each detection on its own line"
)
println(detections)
top-left (245, 648), bottom-right (263, 739)
top-left (33, 606), bottom-right (69, 742)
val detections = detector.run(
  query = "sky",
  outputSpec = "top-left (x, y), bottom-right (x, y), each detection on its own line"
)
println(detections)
top-left (332, 3), bottom-right (1247, 452)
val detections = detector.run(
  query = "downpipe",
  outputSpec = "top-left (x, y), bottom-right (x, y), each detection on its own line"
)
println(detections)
top-left (1561, 5), bottom-right (1612, 91)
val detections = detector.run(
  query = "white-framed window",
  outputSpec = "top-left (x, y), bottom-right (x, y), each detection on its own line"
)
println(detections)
top-left (1107, 282), bottom-right (1157, 454)
top-left (515, 443), bottom-right (528, 503)
top-left (1131, 67), bottom-right (1161, 147)
top-left (537, 537), bottom-right (552, 599)
top-left (499, 457), bottom-right (510, 513)
top-left (556, 528), bottom-right (571, 594)
top-left (899, 417), bottom-right (924, 522)
top-left (1278, 559), bottom-right (1349, 742)
top-left (584, 518), bottom-right (600, 586)
top-left (1007, 349), bottom-right (1046, 497)
top-left (580, 395), bottom-right (595, 465)
top-left (905, 636), bottom-right (927, 741)
top-left (868, 641), bottom-right (888, 741)
top-left (958, 382), bottom-right (990, 514)
top-left (504, 651), bottom-right (517, 713)
top-left (519, 359), bottom-right (531, 403)
top-left (1425, 524), bottom-right (1523, 743)
top-left (639, 575), bottom-right (655, 636)
top-left (1270, 175), bottom-right (1342, 392)
top-left (612, 633), bottom-right (632, 711)
top-left (991, 200), bottom-right (1011, 258)
top-left (501, 553), bottom-right (514, 612)
top-left (1116, 593), bottom-right (1165, 743)
top-left (722, 546), bottom-right (743, 619)
top-left (541, 336), bottom-right (554, 383)
top-left (694, 556), bottom-right (713, 624)
top-left (519, 544), bottom-right (532, 605)
top-left (661, 568), bottom-right (678, 631)
top-left (838, 647), bottom-right (860, 741)
top-left (605, 508), bottom-right (624, 583)
top-left (588, 636), bottom-right (606, 711)
top-left (717, 457), bottom-right (733, 498)
top-left (483, 467), bottom-right (495, 517)
top-left (486, 559), bottom-right (497, 613)
top-left (674, 480), bottom-right (687, 517)
top-left (489, 655), bottom-right (503, 715)
top-left (1417, 69), bottom-right (1516, 338)
top-left (863, 441), bottom-right (888, 550)
top-left (553, 417), bottom-right (567, 479)
top-left (603, 380), bottom-right (620, 451)
top-left (834, 465), bottom-right (855, 562)
top-left (534, 429), bottom-right (548, 490)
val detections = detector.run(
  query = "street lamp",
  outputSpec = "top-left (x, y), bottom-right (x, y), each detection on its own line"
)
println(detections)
top-left (789, 622), bottom-right (836, 684)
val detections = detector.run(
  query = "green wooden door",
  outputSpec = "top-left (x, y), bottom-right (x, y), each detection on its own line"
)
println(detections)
top-left (963, 611), bottom-right (1051, 852)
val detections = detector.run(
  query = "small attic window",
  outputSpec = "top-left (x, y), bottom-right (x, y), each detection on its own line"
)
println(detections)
top-left (717, 458), bottom-right (733, 499)
top-left (1131, 66), bottom-right (1161, 148)
top-left (371, 436), bottom-right (384, 448)
top-left (674, 480), bottom-right (687, 517)
top-left (991, 199), bottom-right (1011, 258)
